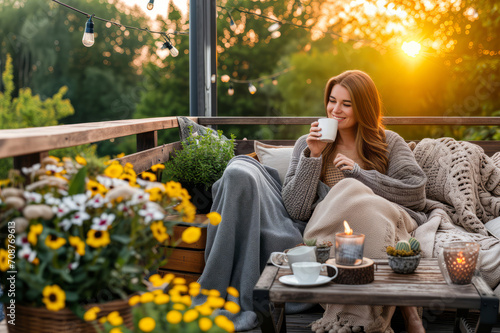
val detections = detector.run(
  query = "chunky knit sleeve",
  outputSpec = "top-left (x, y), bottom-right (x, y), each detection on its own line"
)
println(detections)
top-left (343, 131), bottom-right (427, 211)
top-left (282, 135), bottom-right (323, 221)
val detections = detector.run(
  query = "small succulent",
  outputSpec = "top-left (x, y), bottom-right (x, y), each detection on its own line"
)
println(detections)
top-left (303, 238), bottom-right (317, 247)
top-left (387, 238), bottom-right (421, 257)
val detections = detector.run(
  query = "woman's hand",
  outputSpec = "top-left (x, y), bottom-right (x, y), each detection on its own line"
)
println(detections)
top-left (333, 153), bottom-right (356, 171)
top-left (307, 121), bottom-right (328, 157)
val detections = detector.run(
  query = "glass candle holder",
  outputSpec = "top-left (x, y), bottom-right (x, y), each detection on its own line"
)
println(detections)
top-left (335, 232), bottom-right (365, 266)
top-left (438, 242), bottom-right (480, 285)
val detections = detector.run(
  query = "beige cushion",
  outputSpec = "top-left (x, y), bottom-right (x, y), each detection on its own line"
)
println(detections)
top-left (254, 141), bottom-right (294, 184)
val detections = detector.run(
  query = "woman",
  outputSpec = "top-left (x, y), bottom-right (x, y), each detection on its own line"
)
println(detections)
top-left (282, 70), bottom-right (427, 332)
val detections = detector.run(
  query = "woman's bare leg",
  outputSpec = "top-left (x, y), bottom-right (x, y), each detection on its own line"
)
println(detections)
top-left (400, 306), bottom-right (426, 333)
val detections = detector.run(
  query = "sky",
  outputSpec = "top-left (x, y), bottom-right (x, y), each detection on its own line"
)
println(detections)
top-left (120, 0), bottom-right (188, 19)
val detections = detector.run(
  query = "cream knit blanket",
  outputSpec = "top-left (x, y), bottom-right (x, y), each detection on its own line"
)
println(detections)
top-left (412, 137), bottom-right (500, 235)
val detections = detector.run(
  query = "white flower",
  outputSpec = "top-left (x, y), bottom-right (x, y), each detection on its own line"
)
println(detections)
top-left (97, 176), bottom-right (113, 189)
top-left (68, 253), bottom-right (80, 270)
top-left (62, 194), bottom-right (88, 211)
top-left (135, 178), bottom-right (148, 187)
top-left (59, 219), bottom-right (72, 231)
top-left (58, 189), bottom-right (69, 197)
top-left (128, 192), bottom-right (150, 206)
top-left (46, 164), bottom-right (64, 174)
top-left (21, 163), bottom-right (41, 175)
top-left (24, 191), bottom-right (43, 204)
top-left (71, 211), bottom-right (91, 226)
top-left (16, 234), bottom-right (29, 247)
top-left (19, 246), bottom-right (37, 263)
top-left (87, 194), bottom-right (106, 209)
top-left (138, 204), bottom-right (164, 224)
top-left (44, 193), bottom-right (61, 206)
top-left (52, 203), bottom-right (71, 218)
top-left (92, 212), bottom-right (115, 231)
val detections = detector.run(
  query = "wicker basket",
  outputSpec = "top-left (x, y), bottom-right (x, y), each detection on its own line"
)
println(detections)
top-left (7, 298), bottom-right (133, 333)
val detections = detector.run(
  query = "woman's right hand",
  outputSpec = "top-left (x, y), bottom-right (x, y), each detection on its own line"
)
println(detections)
top-left (307, 121), bottom-right (328, 157)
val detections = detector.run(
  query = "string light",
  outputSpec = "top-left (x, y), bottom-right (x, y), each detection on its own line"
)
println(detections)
top-left (82, 15), bottom-right (95, 47)
top-left (228, 12), bottom-right (237, 32)
top-left (51, 0), bottom-right (187, 52)
top-left (228, 84), bottom-right (234, 96)
top-left (147, 0), bottom-right (154, 11)
top-left (248, 83), bottom-right (257, 94)
top-left (272, 77), bottom-right (278, 85)
top-left (268, 22), bottom-right (281, 32)
top-left (221, 74), bottom-right (230, 82)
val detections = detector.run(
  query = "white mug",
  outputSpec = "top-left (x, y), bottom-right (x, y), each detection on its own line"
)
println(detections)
top-left (318, 118), bottom-right (338, 142)
top-left (292, 262), bottom-right (339, 284)
top-left (270, 246), bottom-right (317, 272)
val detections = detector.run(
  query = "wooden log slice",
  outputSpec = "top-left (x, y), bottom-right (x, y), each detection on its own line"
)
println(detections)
top-left (325, 257), bottom-right (374, 285)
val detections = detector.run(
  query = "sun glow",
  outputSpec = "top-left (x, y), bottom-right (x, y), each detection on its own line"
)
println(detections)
top-left (402, 41), bottom-right (421, 57)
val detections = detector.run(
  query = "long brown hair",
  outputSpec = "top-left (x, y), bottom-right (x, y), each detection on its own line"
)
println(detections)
top-left (320, 70), bottom-right (388, 179)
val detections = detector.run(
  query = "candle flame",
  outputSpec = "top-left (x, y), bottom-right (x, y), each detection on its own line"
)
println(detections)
top-left (456, 251), bottom-right (466, 264)
top-left (344, 221), bottom-right (353, 235)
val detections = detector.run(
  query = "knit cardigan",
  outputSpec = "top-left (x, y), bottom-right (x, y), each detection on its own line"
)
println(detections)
top-left (282, 130), bottom-right (428, 225)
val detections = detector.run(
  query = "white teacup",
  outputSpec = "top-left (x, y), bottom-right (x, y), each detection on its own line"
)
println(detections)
top-left (318, 118), bottom-right (338, 142)
top-left (271, 246), bottom-right (317, 272)
top-left (292, 262), bottom-right (338, 284)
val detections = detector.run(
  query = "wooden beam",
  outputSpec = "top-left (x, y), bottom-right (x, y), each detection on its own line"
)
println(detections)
top-left (13, 151), bottom-right (49, 170)
top-left (115, 142), bottom-right (181, 174)
top-left (0, 117), bottom-right (198, 159)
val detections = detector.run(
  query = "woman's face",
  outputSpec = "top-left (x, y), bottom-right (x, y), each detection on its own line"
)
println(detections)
top-left (326, 84), bottom-right (357, 131)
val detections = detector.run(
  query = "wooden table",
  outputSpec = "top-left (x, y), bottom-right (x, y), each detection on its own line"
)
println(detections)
top-left (253, 258), bottom-right (499, 333)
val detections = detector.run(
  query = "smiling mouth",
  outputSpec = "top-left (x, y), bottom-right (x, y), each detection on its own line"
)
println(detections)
top-left (332, 116), bottom-right (345, 121)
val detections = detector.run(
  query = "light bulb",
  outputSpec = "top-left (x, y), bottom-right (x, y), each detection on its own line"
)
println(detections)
top-left (248, 83), bottom-right (257, 94)
top-left (221, 75), bottom-right (230, 82)
top-left (295, 2), bottom-right (304, 16)
top-left (82, 17), bottom-right (95, 47)
top-left (272, 77), bottom-right (278, 85)
top-left (271, 31), bottom-right (281, 39)
top-left (161, 41), bottom-right (179, 57)
top-left (147, 0), bottom-right (154, 10)
top-left (268, 22), bottom-right (281, 32)
top-left (228, 84), bottom-right (234, 96)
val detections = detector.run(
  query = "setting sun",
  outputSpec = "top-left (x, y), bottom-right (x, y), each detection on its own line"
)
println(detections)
top-left (402, 41), bottom-right (421, 57)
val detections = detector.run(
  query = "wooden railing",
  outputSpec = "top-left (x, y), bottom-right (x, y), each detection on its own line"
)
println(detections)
top-left (1, 116), bottom-right (500, 173)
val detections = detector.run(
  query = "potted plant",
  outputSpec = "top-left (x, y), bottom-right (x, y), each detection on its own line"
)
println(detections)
top-left (164, 127), bottom-right (235, 214)
top-left (0, 155), bottom-right (220, 332)
top-left (297, 238), bottom-right (332, 263)
top-left (386, 238), bottom-right (422, 274)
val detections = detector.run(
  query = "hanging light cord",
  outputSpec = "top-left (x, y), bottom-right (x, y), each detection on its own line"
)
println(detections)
top-left (51, 0), bottom-right (188, 37)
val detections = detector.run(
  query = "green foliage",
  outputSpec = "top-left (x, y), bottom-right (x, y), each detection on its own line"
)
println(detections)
top-left (303, 238), bottom-right (317, 247)
top-left (387, 239), bottom-right (421, 257)
top-left (163, 128), bottom-right (235, 189)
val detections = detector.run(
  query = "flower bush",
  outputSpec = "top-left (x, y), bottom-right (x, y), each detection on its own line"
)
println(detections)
top-left (85, 274), bottom-right (239, 333)
top-left (0, 155), bottom-right (221, 316)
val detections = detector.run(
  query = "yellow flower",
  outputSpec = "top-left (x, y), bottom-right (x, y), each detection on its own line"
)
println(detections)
top-left (172, 303), bottom-right (186, 311)
top-left (83, 307), bottom-right (100, 321)
top-left (32, 257), bottom-right (40, 265)
top-left (207, 296), bottom-right (225, 309)
top-left (110, 328), bottom-right (123, 333)
top-left (107, 311), bottom-right (123, 326)
top-left (189, 288), bottom-right (200, 297)
top-left (45, 234), bottom-right (66, 250)
top-left (140, 292), bottom-right (154, 303)
top-left (175, 200), bottom-right (197, 223)
top-left (150, 221), bottom-right (169, 243)
top-left (124, 162), bottom-right (134, 170)
top-left (150, 164), bottom-right (165, 172)
top-left (128, 295), bottom-right (141, 306)
top-left (172, 277), bottom-right (186, 285)
top-left (164, 181), bottom-right (182, 198)
top-left (208, 289), bottom-right (221, 297)
top-left (104, 164), bottom-right (124, 178)
top-left (207, 212), bottom-right (222, 226)
top-left (0, 179), bottom-right (11, 187)
top-left (183, 309), bottom-right (199, 323)
top-left (69, 236), bottom-right (86, 256)
top-left (87, 180), bottom-right (107, 196)
top-left (116, 152), bottom-right (126, 158)
top-left (163, 273), bottom-right (175, 283)
top-left (149, 274), bottom-right (163, 287)
top-left (86, 230), bottom-right (110, 248)
top-left (199, 317), bottom-right (213, 331)
top-left (119, 172), bottom-right (136, 186)
top-left (28, 224), bottom-right (43, 245)
top-left (145, 187), bottom-right (162, 202)
top-left (75, 155), bottom-right (87, 166)
top-left (152, 289), bottom-right (163, 296)
top-left (141, 172), bottom-right (157, 182)
top-left (42, 285), bottom-right (66, 312)
top-left (195, 305), bottom-right (213, 316)
top-left (0, 249), bottom-right (10, 271)
top-left (224, 301), bottom-right (241, 314)
top-left (226, 286), bottom-right (239, 298)
top-left (154, 294), bottom-right (170, 305)
top-left (138, 317), bottom-right (156, 332)
top-left (181, 295), bottom-right (192, 307)
top-left (182, 227), bottom-right (201, 244)
top-left (99, 316), bottom-right (107, 324)
top-left (166, 310), bottom-right (182, 324)
top-left (215, 315), bottom-right (235, 332)
top-left (172, 284), bottom-right (188, 293)
top-left (189, 282), bottom-right (201, 289)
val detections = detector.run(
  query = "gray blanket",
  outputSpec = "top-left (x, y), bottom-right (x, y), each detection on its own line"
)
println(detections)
top-left (196, 155), bottom-right (308, 330)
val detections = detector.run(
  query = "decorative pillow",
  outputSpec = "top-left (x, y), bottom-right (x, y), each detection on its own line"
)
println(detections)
top-left (254, 141), bottom-right (294, 184)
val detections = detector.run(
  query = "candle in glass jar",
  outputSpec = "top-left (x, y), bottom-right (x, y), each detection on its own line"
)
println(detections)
top-left (335, 221), bottom-right (365, 266)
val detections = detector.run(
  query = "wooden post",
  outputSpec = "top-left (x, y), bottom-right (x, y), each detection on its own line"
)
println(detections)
top-left (136, 131), bottom-right (158, 152)
top-left (13, 151), bottom-right (49, 170)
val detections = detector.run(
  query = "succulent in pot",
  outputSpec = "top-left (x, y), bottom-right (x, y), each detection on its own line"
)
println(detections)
top-left (386, 237), bottom-right (422, 274)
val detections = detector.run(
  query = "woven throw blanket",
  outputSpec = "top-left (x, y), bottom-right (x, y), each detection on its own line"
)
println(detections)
top-left (413, 138), bottom-right (500, 236)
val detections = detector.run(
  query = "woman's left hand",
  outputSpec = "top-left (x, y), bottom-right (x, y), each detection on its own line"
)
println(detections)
top-left (333, 153), bottom-right (356, 171)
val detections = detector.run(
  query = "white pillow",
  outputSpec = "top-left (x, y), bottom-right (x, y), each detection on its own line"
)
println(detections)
top-left (254, 141), bottom-right (294, 184)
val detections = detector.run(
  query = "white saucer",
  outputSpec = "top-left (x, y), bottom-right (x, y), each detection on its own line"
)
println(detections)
top-left (278, 275), bottom-right (333, 287)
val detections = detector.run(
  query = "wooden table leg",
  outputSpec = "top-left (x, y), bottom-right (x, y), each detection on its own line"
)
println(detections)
top-left (254, 264), bottom-right (285, 333)
top-left (472, 276), bottom-right (499, 333)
